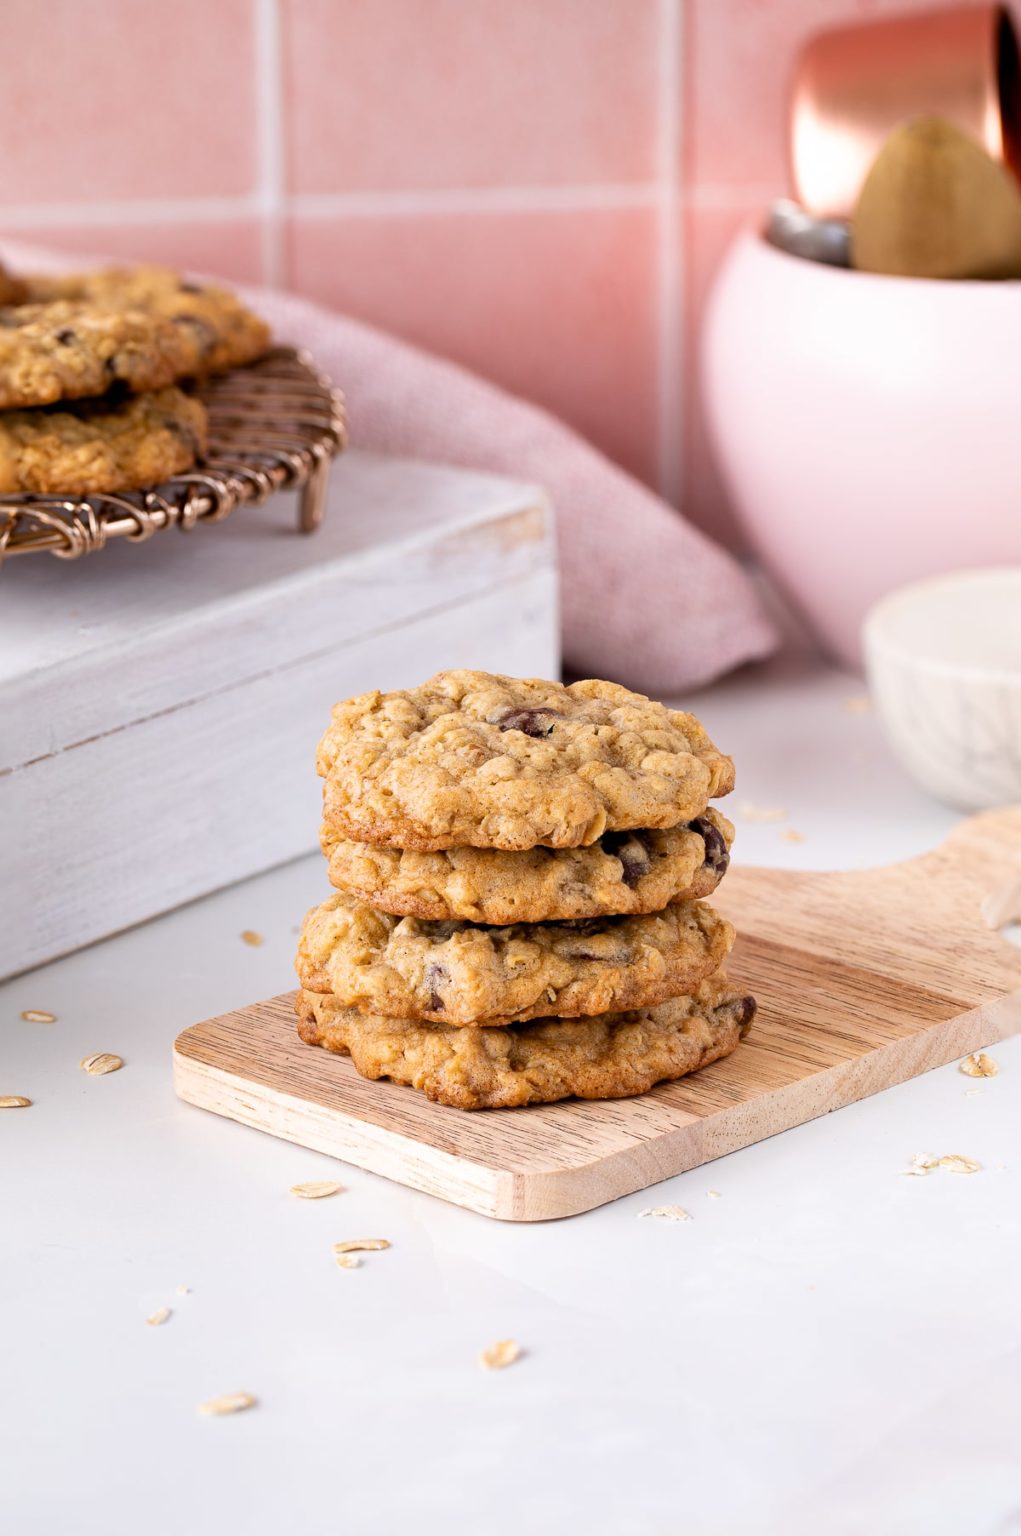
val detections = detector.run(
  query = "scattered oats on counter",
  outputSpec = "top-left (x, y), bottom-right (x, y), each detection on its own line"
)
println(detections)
top-left (146, 1307), bottom-right (171, 1327)
top-left (240, 930), bottom-right (264, 947)
top-left (80, 1052), bottom-right (123, 1076)
top-left (738, 802), bottom-right (787, 823)
top-left (290, 1180), bottom-right (344, 1200)
top-left (479, 1340), bottom-right (521, 1371)
top-left (335, 1253), bottom-right (361, 1270)
top-left (197, 1391), bottom-right (256, 1417)
top-left (781, 829), bottom-right (806, 844)
top-left (20, 1009), bottom-right (56, 1023)
top-left (638, 1205), bottom-right (691, 1222)
top-left (0, 1095), bottom-right (31, 1109)
top-left (939, 1154), bottom-right (981, 1175)
top-left (706, 1189), bottom-right (721, 1199)
top-left (333, 1238), bottom-right (390, 1254)
top-left (176, 1284), bottom-right (191, 1296)
top-left (960, 1053), bottom-right (999, 1078)
top-left (904, 1151), bottom-right (982, 1176)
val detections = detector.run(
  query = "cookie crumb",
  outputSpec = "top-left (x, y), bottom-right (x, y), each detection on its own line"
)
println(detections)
top-left (781, 829), bottom-right (805, 844)
top-left (738, 801), bottom-right (787, 823)
top-left (960, 1053), bottom-right (998, 1078)
top-left (290, 1180), bottom-right (344, 1200)
top-left (939, 1153), bottom-right (981, 1175)
top-left (479, 1340), bottom-right (521, 1371)
top-left (638, 1205), bottom-right (691, 1222)
top-left (904, 1152), bottom-right (940, 1176)
top-left (20, 1009), bottom-right (56, 1023)
top-left (176, 1284), bottom-right (191, 1296)
top-left (146, 1307), bottom-right (171, 1327)
top-left (706, 1189), bottom-right (721, 1199)
top-left (197, 1391), bottom-right (256, 1417)
top-left (335, 1253), bottom-right (361, 1270)
top-left (240, 930), bottom-right (264, 947)
top-left (332, 1238), bottom-right (390, 1254)
top-left (0, 1095), bottom-right (31, 1109)
top-left (843, 695), bottom-right (872, 715)
top-left (80, 1052), bottom-right (123, 1076)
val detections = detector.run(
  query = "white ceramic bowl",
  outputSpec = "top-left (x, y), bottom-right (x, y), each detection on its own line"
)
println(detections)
top-left (703, 229), bottom-right (1021, 667)
top-left (864, 568), bottom-right (1021, 808)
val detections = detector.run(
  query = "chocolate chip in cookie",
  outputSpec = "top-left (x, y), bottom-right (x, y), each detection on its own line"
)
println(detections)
top-left (496, 707), bottom-right (564, 739)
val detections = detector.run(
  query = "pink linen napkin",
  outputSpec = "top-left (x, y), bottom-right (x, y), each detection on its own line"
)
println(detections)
top-left (2, 240), bottom-right (777, 694)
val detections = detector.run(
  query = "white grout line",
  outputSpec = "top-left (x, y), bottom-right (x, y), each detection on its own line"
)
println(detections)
top-left (253, 0), bottom-right (285, 287)
top-left (0, 184), bottom-right (665, 232)
top-left (655, 0), bottom-right (684, 507)
top-left (0, 196), bottom-right (263, 229)
top-left (289, 183), bottom-right (661, 218)
top-left (0, 180), bottom-right (769, 232)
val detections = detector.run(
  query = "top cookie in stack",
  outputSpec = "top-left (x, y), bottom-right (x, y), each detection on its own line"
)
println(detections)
top-left (296, 671), bottom-right (755, 1110)
top-left (317, 671), bottom-right (735, 855)
top-left (0, 259), bottom-right (269, 496)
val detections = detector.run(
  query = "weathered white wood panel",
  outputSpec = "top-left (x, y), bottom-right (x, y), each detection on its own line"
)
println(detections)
top-left (0, 453), bottom-right (558, 976)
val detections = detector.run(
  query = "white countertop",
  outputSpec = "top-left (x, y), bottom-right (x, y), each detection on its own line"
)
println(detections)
top-left (4, 648), bottom-right (1019, 1536)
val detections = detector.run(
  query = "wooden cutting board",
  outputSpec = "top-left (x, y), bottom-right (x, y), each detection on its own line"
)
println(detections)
top-left (174, 808), bottom-right (1021, 1221)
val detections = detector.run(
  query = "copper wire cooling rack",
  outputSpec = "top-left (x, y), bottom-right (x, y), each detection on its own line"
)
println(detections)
top-left (0, 348), bottom-right (346, 566)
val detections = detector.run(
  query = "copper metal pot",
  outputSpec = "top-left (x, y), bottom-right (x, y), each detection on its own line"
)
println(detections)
top-left (790, 2), bottom-right (1021, 218)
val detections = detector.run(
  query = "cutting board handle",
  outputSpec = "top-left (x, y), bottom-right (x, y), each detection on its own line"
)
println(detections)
top-left (720, 805), bottom-right (1021, 998)
top-left (913, 806), bottom-right (1021, 933)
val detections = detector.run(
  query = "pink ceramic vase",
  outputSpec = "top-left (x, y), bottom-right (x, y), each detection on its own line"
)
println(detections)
top-left (702, 228), bottom-right (1021, 667)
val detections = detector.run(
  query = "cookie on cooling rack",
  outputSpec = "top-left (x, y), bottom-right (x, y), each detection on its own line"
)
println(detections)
top-left (0, 300), bottom-right (202, 410)
top-left (25, 265), bottom-right (270, 377)
top-left (296, 972), bottom-right (756, 1110)
top-left (296, 889), bottom-right (735, 1027)
top-left (321, 809), bottom-right (733, 924)
top-left (0, 386), bottom-right (207, 496)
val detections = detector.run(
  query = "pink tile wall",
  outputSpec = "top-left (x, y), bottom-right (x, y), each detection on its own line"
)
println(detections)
top-left (0, 0), bottom-right (257, 203)
top-left (0, 0), bottom-right (968, 546)
top-left (287, 207), bottom-right (660, 484)
top-left (282, 0), bottom-right (661, 191)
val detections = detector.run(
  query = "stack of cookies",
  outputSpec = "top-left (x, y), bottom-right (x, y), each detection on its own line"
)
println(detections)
top-left (0, 258), bottom-right (269, 496)
top-left (296, 670), bottom-right (755, 1111)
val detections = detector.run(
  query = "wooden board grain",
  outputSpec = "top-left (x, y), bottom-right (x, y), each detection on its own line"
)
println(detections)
top-left (174, 807), bottom-right (1021, 1220)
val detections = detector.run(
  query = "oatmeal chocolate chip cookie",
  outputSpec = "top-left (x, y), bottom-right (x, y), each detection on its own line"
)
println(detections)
top-left (296, 890), bottom-right (734, 1027)
top-left (0, 300), bottom-right (199, 410)
top-left (26, 265), bottom-right (270, 375)
top-left (296, 972), bottom-right (756, 1110)
top-left (0, 386), bottom-right (207, 495)
top-left (317, 670), bottom-right (735, 852)
top-left (321, 809), bottom-right (734, 924)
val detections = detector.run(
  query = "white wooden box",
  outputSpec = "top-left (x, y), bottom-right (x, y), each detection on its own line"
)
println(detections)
top-left (0, 452), bottom-right (558, 978)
